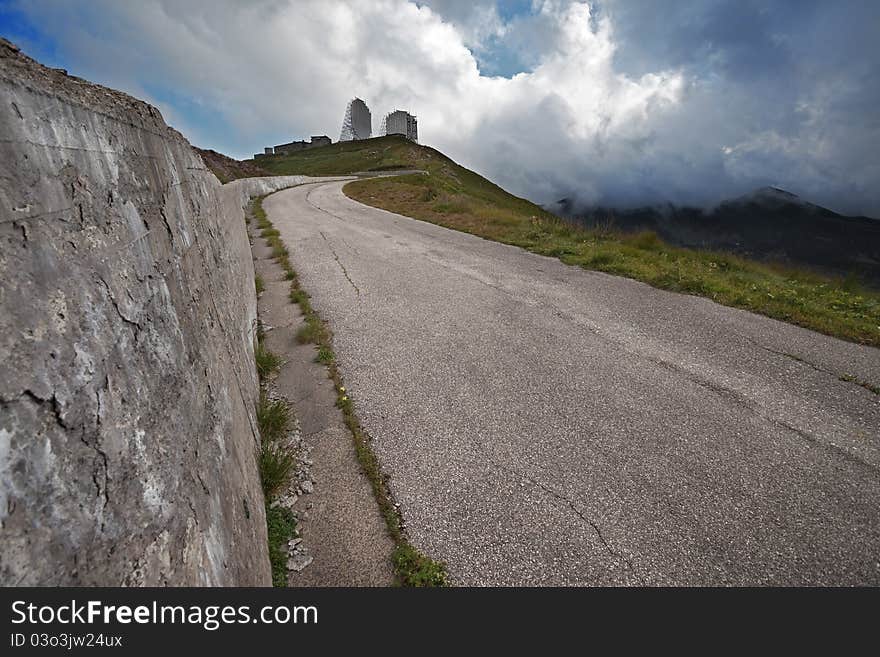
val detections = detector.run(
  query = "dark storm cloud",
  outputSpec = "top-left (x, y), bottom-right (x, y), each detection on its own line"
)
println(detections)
top-left (592, 0), bottom-right (880, 213)
top-left (421, 0), bottom-right (880, 215)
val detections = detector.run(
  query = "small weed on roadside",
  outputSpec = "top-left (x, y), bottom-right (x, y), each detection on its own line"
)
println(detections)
top-left (393, 544), bottom-right (448, 587)
top-left (316, 345), bottom-right (334, 364)
top-left (265, 504), bottom-right (297, 587)
top-left (255, 342), bottom-right (282, 381)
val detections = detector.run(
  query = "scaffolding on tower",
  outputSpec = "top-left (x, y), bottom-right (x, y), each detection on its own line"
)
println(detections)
top-left (380, 109), bottom-right (418, 142)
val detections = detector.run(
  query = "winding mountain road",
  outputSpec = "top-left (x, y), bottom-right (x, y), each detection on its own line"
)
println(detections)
top-left (264, 179), bottom-right (880, 585)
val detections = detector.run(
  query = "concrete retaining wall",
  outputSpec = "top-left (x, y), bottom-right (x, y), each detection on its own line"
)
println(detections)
top-left (0, 39), bottom-right (311, 585)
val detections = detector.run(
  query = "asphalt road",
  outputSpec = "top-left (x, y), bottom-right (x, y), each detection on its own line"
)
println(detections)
top-left (265, 180), bottom-right (880, 585)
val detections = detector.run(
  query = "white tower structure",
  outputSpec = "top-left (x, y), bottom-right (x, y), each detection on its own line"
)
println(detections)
top-left (339, 98), bottom-right (372, 141)
top-left (380, 110), bottom-right (418, 142)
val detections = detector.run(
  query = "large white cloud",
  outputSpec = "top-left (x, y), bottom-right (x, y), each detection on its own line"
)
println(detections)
top-left (9, 0), bottom-right (880, 215)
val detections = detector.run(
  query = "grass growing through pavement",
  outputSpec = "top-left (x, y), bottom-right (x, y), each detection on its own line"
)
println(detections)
top-left (252, 266), bottom-right (297, 586)
top-left (296, 316), bottom-right (325, 346)
top-left (254, 363), bottom-right (297, 585)
top-left (257, 390), bottom-right (296, 501)
top-left (257, 391), bottom-right (291, 449)
top-left (251, 195), bottom-right (448, 586)
top-left (839, 373), bottom-right (880, 395)
top-left (265, 504), bottom-right (296, 587)
top-left (254, 359), bottom-right (297, 585)
top-left (252, 135), bottom-right (880, 348)
top-left (392, 544), bottom-right (448, 587)
top-left (255, 341), bottom-right (281, 381)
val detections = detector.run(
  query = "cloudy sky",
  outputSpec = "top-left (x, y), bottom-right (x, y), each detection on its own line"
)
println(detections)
top-left (2, 0), bottom-right (879, 215)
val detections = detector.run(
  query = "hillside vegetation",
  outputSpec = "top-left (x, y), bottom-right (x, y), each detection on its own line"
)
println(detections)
top-left (251, 135), bottom-right (880, 347)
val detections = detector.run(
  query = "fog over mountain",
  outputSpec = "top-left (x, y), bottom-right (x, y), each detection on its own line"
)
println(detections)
top-left (4, 0), bottom-right (878, 216)
top-left (554, 186), bottom-right (880, 284)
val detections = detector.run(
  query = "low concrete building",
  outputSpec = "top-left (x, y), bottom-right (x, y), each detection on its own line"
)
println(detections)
top-left (273, 140), bottom-right (307, 154)
top-left (273, 135), bottom-right (332, 155)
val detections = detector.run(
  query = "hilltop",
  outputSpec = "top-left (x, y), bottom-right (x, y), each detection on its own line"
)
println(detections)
top-left (251, 134), bottom-right (429, 176)
top-left (248, 134), bottom-right (558, 232)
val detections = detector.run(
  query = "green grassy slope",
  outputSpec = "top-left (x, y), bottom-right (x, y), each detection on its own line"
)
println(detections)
top-left (253, 135), bottom-right (428, 176)
top-left (251, 136), bottom-right (880, 347)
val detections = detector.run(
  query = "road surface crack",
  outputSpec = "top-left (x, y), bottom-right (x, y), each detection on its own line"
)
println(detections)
top-left (744, 337), bottom-right (879, 396)
top-left (522, 470), bottom-right (638, 579)
top-left (319, 230), bottom-right (360, 296)
top-left (768, 414), bottom-right (879, 474)
top-left (643, 348), bottom-right (878, 473)
top-left (339, 236), bottom-right (361, 255)
top-left (305, 186), bottom-right (351, 224)
top-left (468, 437), bottom-right (640, 582)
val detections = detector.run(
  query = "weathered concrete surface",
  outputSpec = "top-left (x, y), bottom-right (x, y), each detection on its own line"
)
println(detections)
top-left (0, 39), bottom-right (318, 585)
top-left (250, 220), bottom-right (395, 586)
top-left (266, 180), bottom-right (880, 586)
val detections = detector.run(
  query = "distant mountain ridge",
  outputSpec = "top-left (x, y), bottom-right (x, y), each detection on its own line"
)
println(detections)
top-left (554, 188), bottom-right (880, 285)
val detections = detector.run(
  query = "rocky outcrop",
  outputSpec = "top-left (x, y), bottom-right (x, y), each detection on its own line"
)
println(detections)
top-left (0, 39), bottom-right (309, 585)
